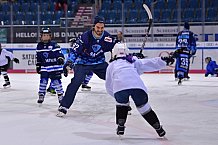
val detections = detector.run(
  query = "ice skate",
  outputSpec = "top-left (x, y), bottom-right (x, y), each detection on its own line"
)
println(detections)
top-left (116, 125), bottom-right (125, 135)
top-left (37, 95), bottom-right (44, 104)
top-left (56, 106), bottom-right (67, 117)
top-left (155, 126), bottom-right (166, 137)
top-left (184, 76), bottom-right (190, 81)
top-left (178, 78), bottom-right (182, 85)
top-left (81, 84), bottom-right (91, 91)
top-left (3, 82), bottom-right (11, 88)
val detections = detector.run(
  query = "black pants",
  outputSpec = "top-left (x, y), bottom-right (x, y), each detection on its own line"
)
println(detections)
top-left (60, 62), bottom-right (108, 108)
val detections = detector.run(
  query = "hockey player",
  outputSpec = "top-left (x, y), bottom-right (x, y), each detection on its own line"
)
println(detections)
top-left (105, 43), bottom-right (174, 137)
top-left (0, 43), bottom-right (19, 88)
top-left (67, 38), bottom-right (93, 91)
top-left (57, 15), bottom-right (116, 116)
top-left (36, 28), bottom-right (65, 104)
top-left (205, 57), bottom-right (218, 77)
top-left (174, 22), bottom-right (197, 84)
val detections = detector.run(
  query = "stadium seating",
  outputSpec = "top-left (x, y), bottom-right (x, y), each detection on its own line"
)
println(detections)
top-left (0, 0), bottom-right (217, 25)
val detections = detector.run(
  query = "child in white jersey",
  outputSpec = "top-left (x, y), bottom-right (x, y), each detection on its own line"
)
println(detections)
top-left (105, 43), bottom-right (174, 137)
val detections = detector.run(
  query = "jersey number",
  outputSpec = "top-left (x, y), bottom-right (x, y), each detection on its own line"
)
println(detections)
top-left (180, 58), bottom-right (188, 67)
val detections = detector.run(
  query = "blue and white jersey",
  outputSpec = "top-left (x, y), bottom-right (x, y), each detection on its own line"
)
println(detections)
top-left (68, 29), bottom-right (116, 65)
top-left (174, 49), bottom-right (191, 73)
top-left (36, 41), bottom-right (64, 72)
top-left (175, 29), bottom-right (197, 55)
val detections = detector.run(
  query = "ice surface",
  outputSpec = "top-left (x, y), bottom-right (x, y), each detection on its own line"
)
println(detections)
top-left (0, 73), bottom-right (218, 145)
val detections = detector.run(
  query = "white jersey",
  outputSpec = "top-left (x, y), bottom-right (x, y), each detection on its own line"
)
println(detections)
top-left (105, 57), bottom-right (166, 97)
top-left (0, 49), bottom-right (14, 66)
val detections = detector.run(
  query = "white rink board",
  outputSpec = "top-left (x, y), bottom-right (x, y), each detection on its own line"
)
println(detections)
top-left (2, 42), bottom-right (218, 70)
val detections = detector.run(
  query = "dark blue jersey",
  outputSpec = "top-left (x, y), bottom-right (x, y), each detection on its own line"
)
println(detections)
top-left (205, 60), bottom-right (218, 76)
top-left (174, 49), bottom-right (191, 73)
top-left (68, 29), bottom-right (116, 65)
top-left (176, 29), bottom-right (197, 55)
top-left (36, 40), bottom-right (64, 72)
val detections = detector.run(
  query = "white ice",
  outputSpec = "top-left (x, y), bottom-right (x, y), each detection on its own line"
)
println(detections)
top-left (0, 73), bottom-right (218, 145)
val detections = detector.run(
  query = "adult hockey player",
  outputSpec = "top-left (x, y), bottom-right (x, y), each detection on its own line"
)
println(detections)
top-left (105, 43), bottom-right (174, 137)
top-left (0, 43), bottom-right (19, 88)
top-left (205, 57), bottom-right (218, 77)
top-left (57, 16), bottom-right (116, 116)
top-left (174, 22), bottom-right (197, 84)
top-left (36, 28), bottom-right (65, 104)
top-left (66, 38), bottom-right (94, 91)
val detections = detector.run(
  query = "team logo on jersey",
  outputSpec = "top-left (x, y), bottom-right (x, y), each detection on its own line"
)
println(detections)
top-left (43, 52), bottom-right (49, 58)
top-left (92, 44), bottom-right (101, 52)
top-left (104, 37), bottom-right (112, 43)
top-left (48, 46), bottom-right (53, 50)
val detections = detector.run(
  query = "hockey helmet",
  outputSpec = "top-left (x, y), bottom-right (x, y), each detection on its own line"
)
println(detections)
top-left (205, 57), bottom-right (211, 63)
top-left (40, 28), bottom-right (51, 36)
top-left (112, 43), bottom-right (129, 58)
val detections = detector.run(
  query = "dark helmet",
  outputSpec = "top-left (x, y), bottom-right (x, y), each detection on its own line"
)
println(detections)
top-left (40, 28), bottom-right (51, 36)
top-left (205, 57), bottom-right (211, 61)
top-left (184, 22), bottom-right (190, 30)
top-left (93, 15), bottom-right (105, 26)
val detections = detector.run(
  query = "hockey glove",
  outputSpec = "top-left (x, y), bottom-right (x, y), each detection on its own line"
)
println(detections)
top-left (57, 57), bottom-right (65, 65)
top-left (161, 56), bottom-right (175, 66)
top-left (132, 53), bottom-right (146, 59)
top-left (13, 58), bottom-right (20, 63)
top-left (36, 63), bottom-right (41, 74)
top-left (63, 60), bottom-right (73, 77)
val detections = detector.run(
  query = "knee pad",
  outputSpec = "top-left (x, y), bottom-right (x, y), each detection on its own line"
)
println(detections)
top-left (137, 103), bottom-right (151, 115)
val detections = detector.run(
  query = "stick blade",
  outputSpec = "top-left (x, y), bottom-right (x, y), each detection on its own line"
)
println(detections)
top-left (143, 4), bottom-right (153, 20)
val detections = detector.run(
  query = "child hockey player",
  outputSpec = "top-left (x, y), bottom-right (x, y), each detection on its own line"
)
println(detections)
top-left (0, 43), bottom-right (19, 88)
top-left (105, 43), bottom-right (174, 137)
top-left (205, 57), bottom-right (218, 77)
top-left (36, 28), bottom-right (65, 104)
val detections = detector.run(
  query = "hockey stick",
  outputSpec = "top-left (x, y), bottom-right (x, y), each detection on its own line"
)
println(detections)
top-left (140, 4), bottom-right (153, 54)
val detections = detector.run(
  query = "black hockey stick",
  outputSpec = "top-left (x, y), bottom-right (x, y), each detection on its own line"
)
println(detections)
top-left (140, 4), bottom-right (153, 54)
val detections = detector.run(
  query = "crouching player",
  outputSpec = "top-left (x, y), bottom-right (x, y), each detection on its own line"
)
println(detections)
top-left (36, 28), bottom-right (65, 104)
top-left (205, 57), bottom-right (218, 77)
top-left (105, 43), bottom-right (174, 137)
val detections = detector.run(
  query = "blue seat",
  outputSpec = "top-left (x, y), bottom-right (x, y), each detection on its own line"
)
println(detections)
top-left (182, 8), bottom-right (195, 22)
top-left (153, 9), bottom-right (161, 23)
top-left (194, 8), bottom-right (202, 22)
top-left (21, 3), bottom-right (30, 12)
top-left (206, 8), bottom-right (217, 22)
top-left (126, 10), bottom-right (138, 24)
top-left (40, 2), bottom-right (49, 12)
top-left (161, 9), bottom-right (172, 23)
top-left (54, 11), bottom-right (64, 21)
top-left (2, 3), bottom-right (10, 12)
top-left (29, 3), bottom-right (38, 12)
top-left (13, 3), bottom-right (20, 12)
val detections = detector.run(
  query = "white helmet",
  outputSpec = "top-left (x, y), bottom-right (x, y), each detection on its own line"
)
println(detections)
top-left (112, 43), bottom-right (129, 58)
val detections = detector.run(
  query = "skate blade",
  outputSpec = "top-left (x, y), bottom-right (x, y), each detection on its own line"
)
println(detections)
top-left (38, 103), bottom-right (43, 107)
top-left (3, 85), bottom-right (11, 89)
top-left (56, 112), bottom-right (66, 117)
top-left (81, 88), bottom-right (91, 91)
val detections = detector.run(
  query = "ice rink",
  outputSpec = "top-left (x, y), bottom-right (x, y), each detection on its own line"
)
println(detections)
top-left (0, 73), bottom-right (218, 145)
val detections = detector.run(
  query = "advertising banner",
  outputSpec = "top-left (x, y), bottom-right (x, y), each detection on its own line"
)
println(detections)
top-left (9, 27), bottom-right (89, 43)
